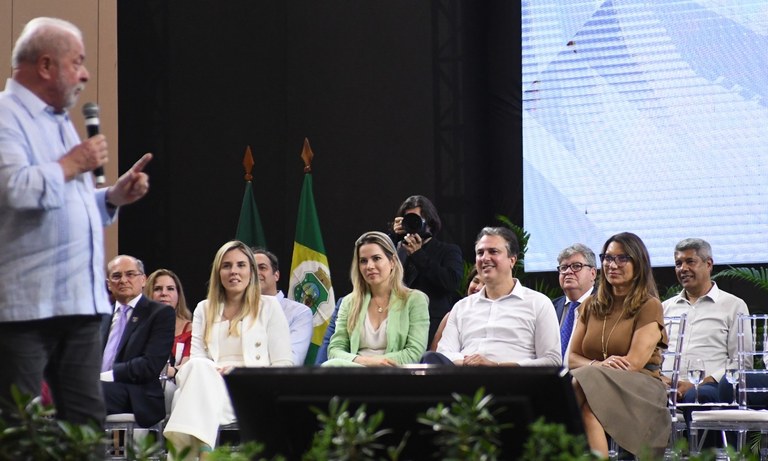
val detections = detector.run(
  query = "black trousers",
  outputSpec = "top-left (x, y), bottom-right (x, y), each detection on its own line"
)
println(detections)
top-left (420, 351), bottom-right (455, 365)
top-left (0, 315), bottom-right (106, 426)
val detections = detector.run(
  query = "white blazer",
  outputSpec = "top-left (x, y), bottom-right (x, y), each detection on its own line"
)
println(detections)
top-left (190, 296), bottom-right (293, 367)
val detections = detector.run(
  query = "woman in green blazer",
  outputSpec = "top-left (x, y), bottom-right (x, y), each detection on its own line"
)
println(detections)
top-left (325, 231), bottom-right (429, 366)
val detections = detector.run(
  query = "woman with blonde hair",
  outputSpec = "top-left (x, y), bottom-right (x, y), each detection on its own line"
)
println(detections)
top-left (164, 240), bottom-right (292, 458)
top-left (325, 231), bottom-right (429, 366)
top-left (568, 232), bottom-right (669, 458)
top-left (145, 269), bottom-right (192, 378)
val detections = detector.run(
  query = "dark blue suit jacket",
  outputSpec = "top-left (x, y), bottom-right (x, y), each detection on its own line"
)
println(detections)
top-left (553, 295), bottom-right (568, 326)
top-left (101, 295), bottom-right (175, 427)
top-left (552, 287), bottom-right (595, 326)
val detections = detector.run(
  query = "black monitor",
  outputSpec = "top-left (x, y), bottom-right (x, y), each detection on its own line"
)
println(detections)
top-left (225, 366), bottom-right (583, 460)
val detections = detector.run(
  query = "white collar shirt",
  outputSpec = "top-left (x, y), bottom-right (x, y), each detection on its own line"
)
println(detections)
top-left (663, 282), bottom-right (751, 382)
top-left (0, 78), bottom-right (115, 321)
top-left (274, 291), bottom-right (313, 365)
top-left (437, 279), bottom-right (561, 366)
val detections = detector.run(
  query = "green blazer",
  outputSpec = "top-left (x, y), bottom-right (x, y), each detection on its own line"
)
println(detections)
top-left (327, 290), bottom-right (429, 365)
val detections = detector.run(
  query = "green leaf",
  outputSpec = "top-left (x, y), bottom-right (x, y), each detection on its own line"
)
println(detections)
top-left (714, 266), bottom-right (768, 293)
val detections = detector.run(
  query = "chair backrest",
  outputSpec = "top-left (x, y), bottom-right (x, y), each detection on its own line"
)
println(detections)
top-left (662, 313), bottom-right (688, 414)
top-left (736, 313), bottom-right (760, 409)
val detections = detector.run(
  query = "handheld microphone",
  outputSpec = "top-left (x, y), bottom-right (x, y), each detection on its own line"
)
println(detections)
top-left (82, 102), bottom-right (105, 185)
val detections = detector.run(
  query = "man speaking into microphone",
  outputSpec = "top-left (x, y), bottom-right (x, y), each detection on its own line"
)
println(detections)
top-left (0, 17), bottom-right (152, 426)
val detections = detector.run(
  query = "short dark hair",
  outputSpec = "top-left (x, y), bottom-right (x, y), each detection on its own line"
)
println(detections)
top-left (475, 227), bottom-right (520, 257)
top-left (396, 195), bottom-right (442, 235)
top-left (252, 247), bottom-right (279, 272)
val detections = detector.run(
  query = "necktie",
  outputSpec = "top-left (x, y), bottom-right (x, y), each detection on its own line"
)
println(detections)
top-left (101, 305), bottom-right (131, 371)
top-left (560, 301), bottom-right (579, 359)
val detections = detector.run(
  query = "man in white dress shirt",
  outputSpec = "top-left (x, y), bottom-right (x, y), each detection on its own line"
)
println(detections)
top-left (253, 248), bottom-right (313, 365)
top-left (662, 238), bottom-right (750, 405)
top-left (425, 227), bottom-right (561, 367)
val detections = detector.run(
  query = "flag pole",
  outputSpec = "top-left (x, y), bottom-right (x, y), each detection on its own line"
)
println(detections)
top-left (243, 145), bottom-right (255, 180)
top-left (288, 138), bottom-right (335, 365)
top-left (235, 145), bottom-right (267, 247)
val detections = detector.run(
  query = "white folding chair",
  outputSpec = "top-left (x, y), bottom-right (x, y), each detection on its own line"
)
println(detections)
top-left (690, 313), bottom-right (766, 459)
top-left (663, 313), bottom-right (689, 450)
top-left (607, 313), bottom-right (688, 461)
top-left (104, 413), bottom-right (165, 460)
top-left (105, 367), bottom-right (170, 460)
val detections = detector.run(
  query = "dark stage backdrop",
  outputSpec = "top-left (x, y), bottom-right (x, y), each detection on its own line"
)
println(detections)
top-left (116, 0), bottom-right (523, 303)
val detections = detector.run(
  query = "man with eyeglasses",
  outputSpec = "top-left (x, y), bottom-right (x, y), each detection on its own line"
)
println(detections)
top-left (553, 244), bottom-right (597, 363)
top-left (662, 238), bottom-right (749, 407)
top-left (101, 255), bottom-right (174, 428)
top-left (0, 17), bottom-right (152, 426)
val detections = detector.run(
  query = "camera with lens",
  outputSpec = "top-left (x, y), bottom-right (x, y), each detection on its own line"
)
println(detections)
top-left (401, 213), bottom-right (432, 238)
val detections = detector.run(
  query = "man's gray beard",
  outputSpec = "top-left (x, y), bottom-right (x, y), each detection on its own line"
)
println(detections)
top-left (61, 82), bottom-right (85, 110)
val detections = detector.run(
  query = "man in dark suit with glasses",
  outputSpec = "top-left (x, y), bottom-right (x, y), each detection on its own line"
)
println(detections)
top-left (101, 255), bottom-right (174, 428)
top-left (553, 244), bottom-right (597, 364)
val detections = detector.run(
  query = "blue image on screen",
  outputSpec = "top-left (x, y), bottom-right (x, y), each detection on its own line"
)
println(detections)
top-left (522, 0), bottom-right (768, 271)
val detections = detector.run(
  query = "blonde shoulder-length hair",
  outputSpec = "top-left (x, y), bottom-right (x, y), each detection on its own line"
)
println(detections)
top-left (144, 268), bottom-right (192, 322)
top-left (202, 240), bottom-right (261, 345)
top-left (346, 231), bottom-right (411, 331)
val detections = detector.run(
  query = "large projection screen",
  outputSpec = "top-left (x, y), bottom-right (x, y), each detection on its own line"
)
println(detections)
top-left (522, 1), bottom-right (768, 271)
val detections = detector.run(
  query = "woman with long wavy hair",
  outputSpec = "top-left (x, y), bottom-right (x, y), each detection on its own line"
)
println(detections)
top-left (325, 231), bottom-right (429, 366)
top-left (568, 232), bottom-right (670, 458)
top-left (164, 240), bottom-right (292, 459)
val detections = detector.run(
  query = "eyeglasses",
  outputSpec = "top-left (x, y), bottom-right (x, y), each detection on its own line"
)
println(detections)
top-left (556, 263), bottom-right (593, 273)
top-left (599, 254), bottom-right (632, 266)
top-left (109, 271), bottom-right (144, 282)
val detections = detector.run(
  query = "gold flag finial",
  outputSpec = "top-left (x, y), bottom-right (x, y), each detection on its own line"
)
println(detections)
top-left (242, 145), bottom-right (255, 181)
top-left (300, 138), bottom-right (314, 173)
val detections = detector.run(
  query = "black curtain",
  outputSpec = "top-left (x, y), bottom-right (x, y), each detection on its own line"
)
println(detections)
top-left (117, 0), bottom-right (522, 303)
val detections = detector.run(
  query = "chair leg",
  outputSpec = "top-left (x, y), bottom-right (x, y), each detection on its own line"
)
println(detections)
top-left (689, 427), bottom-right (700, 455)
top-left (736, 430), bottom-right (747, 453)
top-left (608, 438), bottom-right (618, 461)
top-left (127, 424), bottom-right (135, 457)
top-left (155, 423), bottom-right (165, 459)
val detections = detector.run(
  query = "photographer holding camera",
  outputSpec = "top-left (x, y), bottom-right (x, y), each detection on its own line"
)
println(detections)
top-left (391, 195), bottom-right (463, 344)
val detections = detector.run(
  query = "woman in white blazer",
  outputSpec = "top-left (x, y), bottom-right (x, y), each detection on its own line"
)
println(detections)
top-left (164, 240), bottom-right (292, 459)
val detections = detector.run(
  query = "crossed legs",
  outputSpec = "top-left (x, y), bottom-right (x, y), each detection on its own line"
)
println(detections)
top-left (572, 377), bottom-right (608, 458)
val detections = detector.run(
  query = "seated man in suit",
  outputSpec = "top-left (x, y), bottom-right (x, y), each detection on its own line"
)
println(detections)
top-left (101, 255), bottom-right (175, 428)
top-left (553, 243), bottom-right (597, 362)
